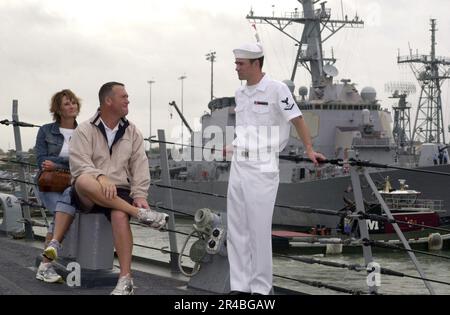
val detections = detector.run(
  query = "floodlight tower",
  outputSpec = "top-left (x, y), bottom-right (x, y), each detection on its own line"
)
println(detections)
top-left (206, 51), bottom-right (216, 101)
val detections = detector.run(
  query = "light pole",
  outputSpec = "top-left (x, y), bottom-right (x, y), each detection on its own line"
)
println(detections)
top-left (147, 80), bottom-right (155, 154)
top-left (178, 75), bottom-right (187, 146)
top-left (206, 51), bottom-right (216, 101)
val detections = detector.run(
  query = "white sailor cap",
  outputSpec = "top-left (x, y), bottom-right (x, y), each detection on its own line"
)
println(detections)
top-left (233, 43), bottom-right (264, 59)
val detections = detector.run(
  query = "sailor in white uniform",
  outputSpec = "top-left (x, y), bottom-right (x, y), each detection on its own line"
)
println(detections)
top-left (227, 42), bottom-right (325, 295)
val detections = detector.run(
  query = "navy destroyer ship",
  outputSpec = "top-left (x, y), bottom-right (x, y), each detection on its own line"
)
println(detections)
top-left (150, 0), bottom-right (450, 230)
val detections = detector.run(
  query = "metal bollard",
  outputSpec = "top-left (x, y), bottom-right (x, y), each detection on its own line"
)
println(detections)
top-left (43, 212), bottom-right (118, 289)
top-left (0, 193), bottom-right (25, 235)
top-left (77, 213), bottom-right (114, 270)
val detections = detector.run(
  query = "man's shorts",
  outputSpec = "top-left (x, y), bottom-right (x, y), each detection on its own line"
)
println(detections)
top-left (71, 185), bottom-right (133, 221)
top-left (55, 186), bottom-right (133, 221)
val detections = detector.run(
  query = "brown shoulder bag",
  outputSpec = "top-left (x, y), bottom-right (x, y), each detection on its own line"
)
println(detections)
top-left (38, 170), bottom-right (71, 193)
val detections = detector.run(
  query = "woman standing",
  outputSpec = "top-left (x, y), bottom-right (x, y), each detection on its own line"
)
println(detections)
top-left (34, 89), bottom-right (81, 283)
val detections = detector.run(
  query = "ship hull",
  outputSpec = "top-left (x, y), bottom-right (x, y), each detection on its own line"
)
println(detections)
top-left (149, 164), bottom-right (450, 229)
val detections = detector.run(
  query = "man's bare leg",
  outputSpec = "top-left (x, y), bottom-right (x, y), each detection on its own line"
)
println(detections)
top-left (74, 174), bottom-right (140, 217)
top-left (74, 174), bottom-right (168, 229)
top-left (111, 210), bottom-right (133, 277)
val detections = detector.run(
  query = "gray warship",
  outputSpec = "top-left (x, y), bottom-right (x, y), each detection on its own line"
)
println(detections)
top-left (150, 0), bottom-right (450, 230)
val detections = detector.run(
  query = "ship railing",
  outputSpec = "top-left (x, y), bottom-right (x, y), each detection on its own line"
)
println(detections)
top-left (398, 54), bottom-right (450, 64)
top-left (280, 7), bottom-right (333, 19)
top-left (398, 54), bottom-right (428, 63)
top-left (284, 10), bottom-right (304, 19)
top-left (314, 8), bottom-right (331, 18)
top-left (352, 138), bottom-right (391, 148)
top-left (384, 197), bottom-right (444, 213)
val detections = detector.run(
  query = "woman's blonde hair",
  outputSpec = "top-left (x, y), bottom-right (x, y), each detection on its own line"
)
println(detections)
top-left (50, 89), bottom-right (81, 122)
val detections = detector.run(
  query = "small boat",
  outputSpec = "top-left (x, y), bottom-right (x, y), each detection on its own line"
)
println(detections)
top-left (272, 178), bottom-right (450, 254)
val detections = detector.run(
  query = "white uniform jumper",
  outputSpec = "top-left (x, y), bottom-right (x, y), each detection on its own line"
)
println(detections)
top-left (227, 74), bottom-right (302, 294)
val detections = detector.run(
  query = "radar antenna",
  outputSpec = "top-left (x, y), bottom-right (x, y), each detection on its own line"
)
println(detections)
top-left (247, 0), bottom-right (363, 88)
top-left (385, 82), bottom-right (416, 150)
top-left (398, 19), bottom-right (450, 144)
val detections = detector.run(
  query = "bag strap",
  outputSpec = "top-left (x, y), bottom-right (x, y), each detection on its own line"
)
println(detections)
top-left (52, 169), bottom-right (71, 174)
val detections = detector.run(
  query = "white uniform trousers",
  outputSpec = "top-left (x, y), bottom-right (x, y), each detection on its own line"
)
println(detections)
top-left (227, 158), bottom-right (279, 295)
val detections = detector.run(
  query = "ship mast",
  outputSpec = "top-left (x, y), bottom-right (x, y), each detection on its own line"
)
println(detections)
top-left (386, 82), bottom-right (416, 151)
top-left (247, 0), bottom-right (364, 89)
top-left (398, 19), bottom-right (450, 145)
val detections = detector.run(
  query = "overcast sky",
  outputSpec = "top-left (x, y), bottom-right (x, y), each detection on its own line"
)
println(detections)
top-left (1, 0), bottom-right (449, 151)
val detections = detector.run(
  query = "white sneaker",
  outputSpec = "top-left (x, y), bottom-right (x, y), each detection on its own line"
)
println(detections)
top-left (137, 208), bottom-right (169, 230)
top-left (36, 262), bottom-right (63, 283)
top-left (110, 275), bottom-right (134, 295)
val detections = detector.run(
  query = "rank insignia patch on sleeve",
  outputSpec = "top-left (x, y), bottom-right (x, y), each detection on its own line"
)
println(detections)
top-left (281, 97), bottom-right (295, 110)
